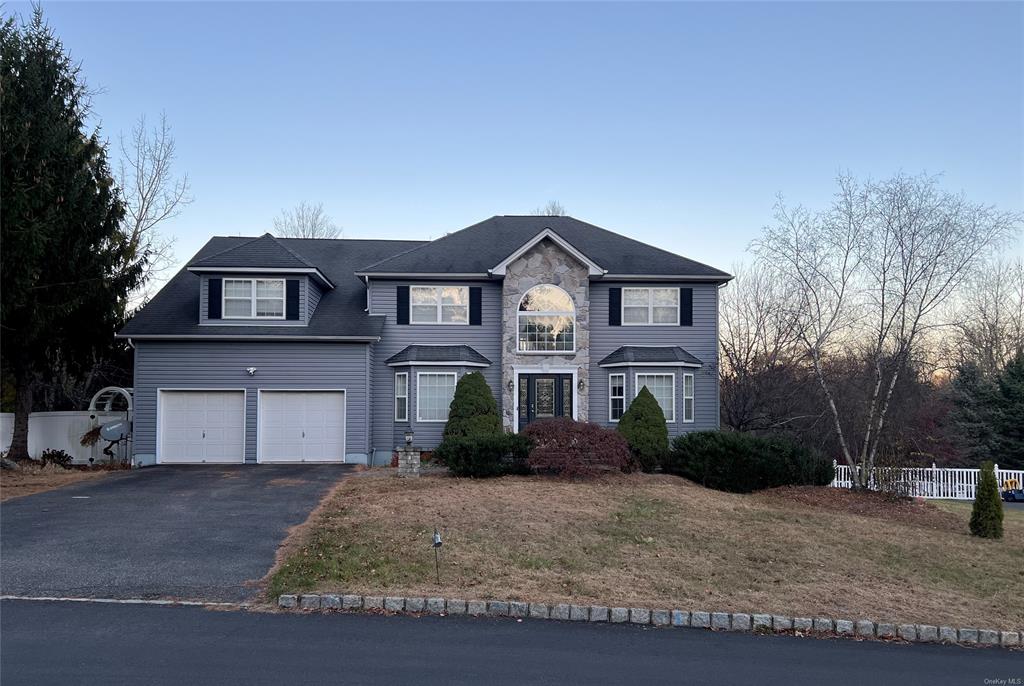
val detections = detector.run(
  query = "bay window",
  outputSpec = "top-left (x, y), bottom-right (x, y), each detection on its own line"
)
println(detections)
top-left (635, 373), bottom-right (676, 422)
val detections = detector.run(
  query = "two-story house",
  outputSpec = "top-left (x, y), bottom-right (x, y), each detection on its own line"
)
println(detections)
top-left (118, 216), bottom-right (731, 465)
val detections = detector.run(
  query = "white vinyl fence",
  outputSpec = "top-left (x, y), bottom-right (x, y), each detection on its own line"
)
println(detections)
top-left (1, 411), bottom-right (127, 464)
top-left (831, 462), bottom-right (1024, 500)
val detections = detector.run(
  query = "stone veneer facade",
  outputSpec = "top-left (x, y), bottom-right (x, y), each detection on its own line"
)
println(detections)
top-left (501, 238), bottom-right (590, 430)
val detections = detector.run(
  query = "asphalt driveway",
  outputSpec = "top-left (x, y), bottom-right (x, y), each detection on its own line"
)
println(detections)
top-left (0, 465), bottom-right (352, 602)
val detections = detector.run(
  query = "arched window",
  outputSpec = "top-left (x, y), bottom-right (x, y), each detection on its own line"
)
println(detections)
top-left (517, 284), bottom-right (575, 353)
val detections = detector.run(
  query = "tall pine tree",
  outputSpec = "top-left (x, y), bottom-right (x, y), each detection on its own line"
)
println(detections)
top-left (948, 361), bottom-right (999, 466)
top-left (994, 353), bottom-right (1024, 469)
top-left (1, 8), bottom-right (144, 460)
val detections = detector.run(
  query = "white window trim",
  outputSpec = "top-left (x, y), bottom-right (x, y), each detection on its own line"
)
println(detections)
top-left (409, 285), bottom-right (470, 325)
top-left (516, 284), bottom-right (577, 354)
top-left (635, 372), bottom-right (676, 423)
top-left (608, 373), bottom-right (626, 423)
top-left (622, 287), bottom-right (680, 326)
top-left (415, 371), bottom-right (458, 423)
top-left (394, 372), bottom-right (409, 422)
top-left (222, 278), bottom-right (286, 320)
top-left (683, 372), bottom-right (694, 423)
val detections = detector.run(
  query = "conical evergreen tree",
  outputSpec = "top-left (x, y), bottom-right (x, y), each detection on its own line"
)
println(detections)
top-left (442, 372), bottom-right (502, 441)
top-left (617, 386), bottom-right (669, 472)
top-left (969, 461), bottom-right (1004, 539)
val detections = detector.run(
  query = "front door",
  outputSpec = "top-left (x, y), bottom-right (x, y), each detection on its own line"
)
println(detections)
top-left (518, 374), bottom-right (574, 428)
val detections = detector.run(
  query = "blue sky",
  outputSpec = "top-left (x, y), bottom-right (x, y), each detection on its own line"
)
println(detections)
top-left (10, 1), bottom-right (1024, 277)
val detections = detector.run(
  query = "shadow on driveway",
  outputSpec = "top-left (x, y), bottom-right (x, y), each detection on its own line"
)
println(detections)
top-left (0, 465), bottom-right (352, 602)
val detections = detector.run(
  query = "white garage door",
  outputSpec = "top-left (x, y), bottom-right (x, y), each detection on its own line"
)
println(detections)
top-left (159, 391), bottom-right (245, 464)
top-left (259, 391), bottom-right (346, 463)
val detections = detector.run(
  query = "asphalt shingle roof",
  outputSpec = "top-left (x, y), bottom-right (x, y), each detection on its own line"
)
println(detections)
top-left (598, 346), bottom-right (704, 367)
top-left (190, 233), bottom-right (320, 271)
top-left (385, 345), bottom-right (492, 366)
top-left (358, 216), bottom-right (731, 278)
top-left (119, 237), bottom-right (427, 339)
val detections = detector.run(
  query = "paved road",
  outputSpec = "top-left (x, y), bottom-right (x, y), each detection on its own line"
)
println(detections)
top-left (0, 465), bottom-right (351, 601)
top-left (1, 600), bottom-right (1017, 686)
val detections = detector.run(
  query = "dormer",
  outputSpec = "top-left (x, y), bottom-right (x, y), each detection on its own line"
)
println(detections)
top-left (186, 233), bottom-right (334, 326)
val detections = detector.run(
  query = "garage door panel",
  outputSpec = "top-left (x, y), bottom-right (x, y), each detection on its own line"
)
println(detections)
top-left (259, 391), bottom-right (345, 463)
top-left (159, 391), bottom-right (245, 464)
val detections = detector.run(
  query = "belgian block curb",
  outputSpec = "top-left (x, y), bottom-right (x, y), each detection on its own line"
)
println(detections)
top-left (278, 594), bottom-right (1020, 649)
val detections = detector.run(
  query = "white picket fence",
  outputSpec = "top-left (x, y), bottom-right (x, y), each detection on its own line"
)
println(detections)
top-left (0, 411), bottom-right (127, 464)
top-left (831, 462), bottom-right (1024, 500)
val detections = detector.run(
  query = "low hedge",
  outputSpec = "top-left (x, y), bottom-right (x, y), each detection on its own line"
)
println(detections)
top-left (523, 417), bottom-right (633, 478)
top-left (664, 431), bottom-right (833, 493)
top-left (434, 433), bottom-right (532, 478)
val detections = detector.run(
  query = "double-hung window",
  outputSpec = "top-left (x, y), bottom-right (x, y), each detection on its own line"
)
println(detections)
top-left (682, 373), bottom-right (694, 423)
top-left (609, 373), bottom-right (626, 421)
top-left (635, 373), bottom-right (675, 422)
top-left (416, 372), bottom-right (457, 422)
top-left (622, 287), bottom-right (679, 325)
top-left (223, 278), bottom-right (285, 319)
top-left (410, 286), bottom-right (469, 324)
top-left (394, 372), bottom-right (409, 422)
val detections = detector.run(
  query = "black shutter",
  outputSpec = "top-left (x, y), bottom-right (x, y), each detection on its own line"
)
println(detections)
top-left (469, 287), bottom-right (482, 325)
top-left (608, 287), bottom-right (621, 326)
top-left (286, 280), bottom-right (300, 320)
top-left (680, 287), bottom-right (693, 326)
top-left (396, 285), bottom-right (409, 325)
top-left (207, 278), bottom-right (222, 320)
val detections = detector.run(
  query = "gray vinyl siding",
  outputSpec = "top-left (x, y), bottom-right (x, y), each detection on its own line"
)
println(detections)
top-left (368, 279), bottom-right (502, 459)
top-left (199, 274), bottom-right (309, 326)
top-left (307, 279), bottom-right (323, 318)
top-left (588, 282), bottom-right (720, 436)
top-left (132, 340), bottom-right (371, 463)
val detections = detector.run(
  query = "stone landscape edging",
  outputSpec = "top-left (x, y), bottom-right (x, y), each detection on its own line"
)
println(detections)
top-left (276, 593), bottom-right (1021, 649)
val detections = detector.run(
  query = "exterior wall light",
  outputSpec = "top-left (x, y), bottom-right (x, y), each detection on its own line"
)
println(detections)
top-left (246, 367), bottom-right (257, 376)
top-left (404, 430), bottom-right (414, 446)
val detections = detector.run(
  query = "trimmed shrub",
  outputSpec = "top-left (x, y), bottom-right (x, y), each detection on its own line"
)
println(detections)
top-left (40, 449), bottom-right (73, 469)
top-left (969, 461), bottom-right (1004, 539)
top-left (434, 433), bottom-right (531, 478)
top-left (523, 417), bottom-right (632, 478)
top-left (616, 386), bottom-right (669, 472)
top-left (664, 431), bottom-right (833, 493)
top-left (442, 372), bottom-right (502, 442)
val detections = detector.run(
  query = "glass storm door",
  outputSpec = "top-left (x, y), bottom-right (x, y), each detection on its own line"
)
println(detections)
top-left (518, 374), bottom-right (573, 428)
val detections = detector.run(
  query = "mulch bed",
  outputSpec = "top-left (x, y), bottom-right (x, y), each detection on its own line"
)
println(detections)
top-left (758, 486), bottom-right (964, 532)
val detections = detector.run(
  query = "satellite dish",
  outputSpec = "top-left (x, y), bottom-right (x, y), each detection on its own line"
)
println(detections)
top-left (99, 420), bottom-right (130, 442)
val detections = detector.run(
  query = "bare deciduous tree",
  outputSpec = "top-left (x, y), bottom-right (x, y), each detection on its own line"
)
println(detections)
top-left (719, 262), bottom-right (814, 432)
top-left (754, 173), bottom-right (1020, 486)
top-left (941, 258), bottom-right (1024, 377)
top-left (119, 113), bottom-right (192, 298)
top-left (532, 200), bottom-right (566, 216)
top-left (273, 201), bottom-right (341, 239)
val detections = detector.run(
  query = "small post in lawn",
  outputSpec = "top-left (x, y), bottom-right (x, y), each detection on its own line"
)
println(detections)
top-left (432, 528), bottom-right (443, 584)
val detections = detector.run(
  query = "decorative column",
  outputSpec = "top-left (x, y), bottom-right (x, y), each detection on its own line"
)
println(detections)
top-left (397, 445), bottom-right (421, 478)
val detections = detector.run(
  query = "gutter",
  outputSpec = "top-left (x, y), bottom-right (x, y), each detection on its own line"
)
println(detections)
top-left (115, 334), bottom-right (382, 342)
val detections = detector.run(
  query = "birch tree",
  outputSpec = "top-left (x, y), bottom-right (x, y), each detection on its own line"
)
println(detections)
top-left (753, 174), bottom-right (1020, 486)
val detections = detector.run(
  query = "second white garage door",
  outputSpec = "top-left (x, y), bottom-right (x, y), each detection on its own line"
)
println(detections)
top-left (259, 391), bottom-right (346, 463)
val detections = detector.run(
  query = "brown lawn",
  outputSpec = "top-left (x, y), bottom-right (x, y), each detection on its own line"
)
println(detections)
top-left (0, 463), bottom-right (107, 501)
top-left (267, 471), bottom-right (1024, 629)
